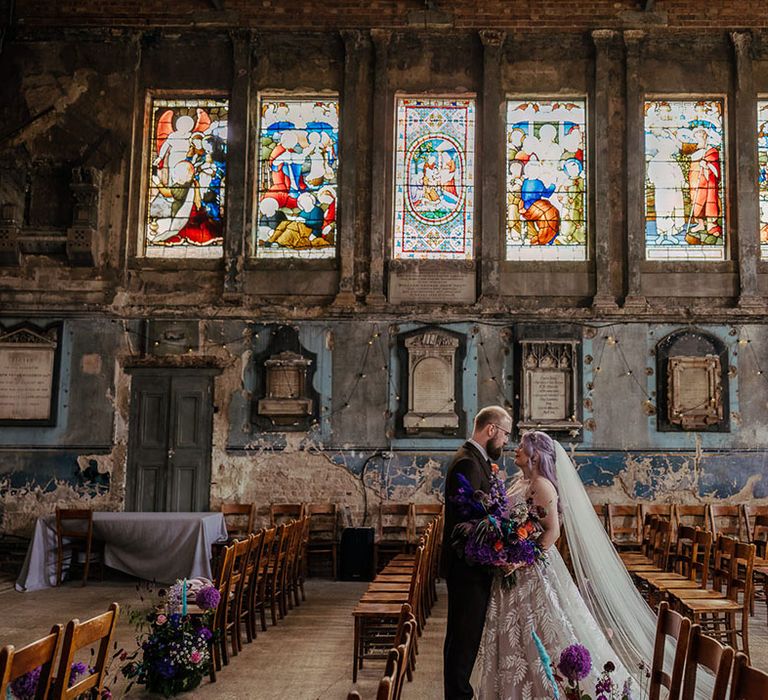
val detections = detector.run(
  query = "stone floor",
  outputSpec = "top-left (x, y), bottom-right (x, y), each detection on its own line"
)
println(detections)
top-left (2, 576), bottom-right (768, 699)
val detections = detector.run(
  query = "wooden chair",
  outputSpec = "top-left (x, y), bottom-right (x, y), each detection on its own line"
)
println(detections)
top-left (0, 625), bottom-right (62, 700)
top-left (749, 514), bottom-right (768, 621)
top-left (649, 601), bottom-right (691, 700)
top-left (252, 527), bottom-right (276, 634)
top-left (51, 602), bottom-right (119, 700)
top-left (709, 504), bottom-right (743, 540)
top-left (237, 528), bottom-right (265, 645)
top-left (306, 503), bottom-right (339, 579)
top-left (375, 503), bottom-right (413, 571)
top-left (680, 625), bottom-right (734, 700)
top-left (226, 536), bottom-right (253, 656)
top-left (673, 539), bottom-right (755, 659)
top-left (728, 651), bottom-right (768, 699)
top-left (608, 504), bottom-right (642, 550)
top-left (625, 517), bottom-right (673, 575)
top-left (642, 503), bottom-right (675, 533)
top-left (742, 504), bottom-right (768, 545)
top-left (267, 522), bottom-right (292, 625)
top-left (55, 508), bottom-right (101, 586)
top-left (270, 503), bottom-right (305, 526)
top-left (220, 503), bottom-right (255, 539)
top-left (645, 527), bottom-right (712, 605)
top-left (411, 503), bottom-right (443, 541)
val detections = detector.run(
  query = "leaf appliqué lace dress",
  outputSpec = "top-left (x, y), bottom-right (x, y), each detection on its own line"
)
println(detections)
top-left (476, 487), bottom-right (629, 700)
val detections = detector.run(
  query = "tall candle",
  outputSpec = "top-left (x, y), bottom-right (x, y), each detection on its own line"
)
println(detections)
top-left (181, 578), bottom-right (187, 615)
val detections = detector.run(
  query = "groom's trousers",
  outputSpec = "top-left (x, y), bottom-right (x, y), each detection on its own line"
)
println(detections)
top-left (443, 566), bottom-right (492, 700)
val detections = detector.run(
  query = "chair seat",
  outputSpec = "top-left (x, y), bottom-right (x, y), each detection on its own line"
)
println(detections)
top-left (353, 602), bottom-right (407, 616)
top-left (680, 598), bottom-right (742, 613)
top-left (669, 588), bottom-right (729, 601)
top-left (361, 592), bottom-right (409, 602)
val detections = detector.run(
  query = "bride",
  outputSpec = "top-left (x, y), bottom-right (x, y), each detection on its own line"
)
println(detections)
top-left (477, 430), bottom-right (661, 699)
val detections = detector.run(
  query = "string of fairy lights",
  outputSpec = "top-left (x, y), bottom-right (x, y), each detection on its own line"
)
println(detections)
top-left (108, 318), bottom-right (767, 432)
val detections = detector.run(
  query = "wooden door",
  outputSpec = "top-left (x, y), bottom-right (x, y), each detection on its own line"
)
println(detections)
top-left (126, 369), bottom-right (216, 512)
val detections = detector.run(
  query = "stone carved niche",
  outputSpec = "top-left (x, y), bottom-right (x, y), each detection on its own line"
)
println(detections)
top-left (656, 328), bottom-right (729, 433)
top-left (667, 355), bottom-right (723, 430)
top-left (403, 330), bottom-right (460, 434)
top-left (518, 340), bottom-right (581, 433)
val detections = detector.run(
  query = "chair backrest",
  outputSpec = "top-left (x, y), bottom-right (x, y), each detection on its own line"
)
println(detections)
top-left (375, 647), bottom-right (399, 700)
top-left (378, 503), bottom-right (412, 543)
top-left (392, 619), bottom-right (415, 700)
top-left (307, 503), bottom-right (338, 541)
top-left (270, 503), bottom-right (305, 527)
top-left (607, 504), bottom-right (642, 547)
top-left (675, 505), bottom-right (710, 534)
top-left (709, 504), bottom-right (742, 540)
top-left (55, 508), bottom-right (93, 539)
top-left (750, 514), bottom-right (768, 557)
top-left (220, 503), bottom-right (255, 538)
top-left (724, 541), bottom-right (755, 604)
top-left (651, 518), bottom-right (673, 569)
top-left (0, 625), bottom-right (62, 700)
top-left (229, 536), bottom-right (253, 603)
top-left (711, 536), bottom-right (738, 595)
top-left (681, 625), bottom-right (734, 700)
top-left (592, 503), bottom-right (608, 532)
top-left (742, 504), bottom-right (768, 545)
top-left (672, 525), bottom-right (698, 577)
top-left (411, 503), bottom-right (443, 538)
top-left (649, 601), bottom-right (691, 700)
top-left (52, 602), bottom-right (119, 700)
top-left (729, 652), bottom-right (768, 700)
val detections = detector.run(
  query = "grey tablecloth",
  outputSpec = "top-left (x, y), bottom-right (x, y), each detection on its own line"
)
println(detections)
top-left (15, 512), bottom-right (228, 592)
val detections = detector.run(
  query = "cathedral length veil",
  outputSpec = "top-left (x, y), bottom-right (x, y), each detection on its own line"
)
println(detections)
top-left (552, 441), bottom-right (714, 698)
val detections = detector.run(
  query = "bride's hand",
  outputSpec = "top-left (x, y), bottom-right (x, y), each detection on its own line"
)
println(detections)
top-left (501, 562), bottom-right (524, 576)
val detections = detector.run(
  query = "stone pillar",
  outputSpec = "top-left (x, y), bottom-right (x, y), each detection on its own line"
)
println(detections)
top-left (731, 31), bottom-right (764, 309)
top-left (223, 29), bottom-right (252, 300)
top-left (366, 29), bottom-right (391, 307)
top-left (334, 30), bottom-right (369, 308)
top-left (479, 30), bottom-right (505, 304)
top-left (0, 203), bottom-right (20, 266)
top-left (591, 30), bottom-right (620, 312)
top-left (623, 30), bottom-right (647, 309)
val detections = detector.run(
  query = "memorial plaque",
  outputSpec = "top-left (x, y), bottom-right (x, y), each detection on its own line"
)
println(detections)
top-left (518, 339), bottom-right (581, 432)
top-left (529, 370), bottom-right (567, 421)
top-left (388, 268), bottom-right (476, 305)
top-left (403, 330), bottom-right (460, 433)
top-left (0, 323), bottom-right (60, 425)
top-left (668, 355), bottom-right (722, 430)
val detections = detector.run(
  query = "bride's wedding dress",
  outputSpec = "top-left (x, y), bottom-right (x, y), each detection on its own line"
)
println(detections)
top-left (476, 440), bottom-right (715, 700)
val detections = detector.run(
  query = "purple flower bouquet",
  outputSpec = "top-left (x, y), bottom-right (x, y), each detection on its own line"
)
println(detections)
top-left (450, 467), bottom-right (547, 587)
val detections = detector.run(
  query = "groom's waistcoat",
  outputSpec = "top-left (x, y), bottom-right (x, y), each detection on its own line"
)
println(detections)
top-left (440, 441), bottom-right (493, 579)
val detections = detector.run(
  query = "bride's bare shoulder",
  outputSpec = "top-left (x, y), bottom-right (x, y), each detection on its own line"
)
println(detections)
top-left (528, 476), bottom-right (558, 500)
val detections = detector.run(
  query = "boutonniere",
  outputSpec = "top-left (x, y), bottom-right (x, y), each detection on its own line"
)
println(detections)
top-left (491, 463), bottom-right (499, 473)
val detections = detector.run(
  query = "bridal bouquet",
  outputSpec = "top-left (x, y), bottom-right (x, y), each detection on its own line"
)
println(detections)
top-left (450, 464), bottom-right (547, 587)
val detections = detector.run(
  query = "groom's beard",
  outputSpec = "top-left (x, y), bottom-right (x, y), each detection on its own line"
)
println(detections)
top-left (486, 440), bottom-right (503, 461)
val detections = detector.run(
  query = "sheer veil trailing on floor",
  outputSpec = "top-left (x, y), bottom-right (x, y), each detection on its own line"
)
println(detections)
top-left (553, 441), bottom-right (713, 698)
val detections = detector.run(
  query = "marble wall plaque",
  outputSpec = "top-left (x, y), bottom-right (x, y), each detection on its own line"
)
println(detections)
top-left (529, 370), bottom-right (567, 421)
top-left (388, 268), bottom-right (476, 304)
top-left (668, 355), bottom-right (723, 430)
top-left (0, 325), bottom-right (58, 423)
top-left (403, 329), bottom-right (460, 433)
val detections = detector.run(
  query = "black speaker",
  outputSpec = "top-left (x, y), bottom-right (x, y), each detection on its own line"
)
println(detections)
top-left (339, 527), bottom-right (375, 581)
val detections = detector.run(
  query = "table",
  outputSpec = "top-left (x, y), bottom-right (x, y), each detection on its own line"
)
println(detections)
top-left (16, 512), bottom-right (228, 592)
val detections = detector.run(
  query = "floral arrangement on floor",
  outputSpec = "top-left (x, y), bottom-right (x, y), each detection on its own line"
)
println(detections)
top-left (532, 633), bottom-right (635, 700)
top-left (451, 464), bottom-right (547, 586)
top-left (121, 578), bottom-right (221, 698)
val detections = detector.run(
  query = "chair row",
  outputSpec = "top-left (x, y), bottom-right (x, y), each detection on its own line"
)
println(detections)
top-left (205, 516), bottom-right (310, 681)
top-left (0, 603), bottom-right (119, 700)
top-left (597, 502), bottom-right (768, 551)
top-left (651, 601), bottom-right (768, 700)
top-left (624, 525), bottom-right (755, 659)
top-left (351, 512), bottom-right (443, 684)
top-left (347, 604), bottom-right (418, 700)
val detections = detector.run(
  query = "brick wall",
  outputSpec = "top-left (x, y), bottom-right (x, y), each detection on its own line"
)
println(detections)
top-left (10, 0), bottom-right (768, 31)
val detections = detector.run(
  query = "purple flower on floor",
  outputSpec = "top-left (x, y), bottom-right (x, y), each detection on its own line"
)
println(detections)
top-left (10, 666), bottom-right (41, 700)
top-left (195, 585), bottom-right (221, 611)
top-left (68, 661), bottom-right (89, 687)
top-left (557, 644), bottom-right (592, 682)
top-left (622, 677), bottom-right (634, 700)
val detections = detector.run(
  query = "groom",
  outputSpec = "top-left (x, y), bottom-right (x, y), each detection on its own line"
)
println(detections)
top-left (441, 405), bottom-right (513, 699)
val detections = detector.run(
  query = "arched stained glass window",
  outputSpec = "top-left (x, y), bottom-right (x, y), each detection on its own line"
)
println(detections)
top-left (505, 99), bottom-right (587, 261)
top-left (392, 97), bottom-right (476, 260)
top-left (254, 97), bottom-right (339, 259)
top-left (644, 99), bottom-right (726, 261)
top-left (144, 97), bottom-right (228, 259)
top-left (757, 100), bottom-right (768, 258)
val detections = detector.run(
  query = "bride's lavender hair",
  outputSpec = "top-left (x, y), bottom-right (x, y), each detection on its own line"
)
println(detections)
top-left (520, 430), bottom-right (562, 512)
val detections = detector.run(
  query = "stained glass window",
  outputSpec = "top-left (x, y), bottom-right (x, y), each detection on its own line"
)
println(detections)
top-left (644, 99), bottom-right (726, 261)
top-left (758, 101), bottom-right (768, 258)
top-left (505, 100), bottom-right (587, 261)
top-left (393, 97), bottom-right (475, 259)
top-left (254, 98), bottom-right (338, 259)
top-left (144, 97), bottom-right (228, 259)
